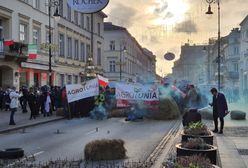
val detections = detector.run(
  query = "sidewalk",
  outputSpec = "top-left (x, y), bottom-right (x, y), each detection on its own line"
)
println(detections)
top-left (0, 109), bottom-right (64, 134)
top-left (215, 101), bottom-right (248, 168)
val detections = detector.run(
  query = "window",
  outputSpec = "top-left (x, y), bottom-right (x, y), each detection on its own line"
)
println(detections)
top-left (32, 0), bottom-right (39, 9)
top-left (67, 75), bottom-right (72, 84)
top-left (97, 23), bottom-right (101, 36)
top-left (67, 37), bottom-right (72, 58)
top-left (234, 47), bottom-right (239, 55)
top-left (86, 16), bottom-right (90, 31)
top-left (74, 11), bottom-right (78, 25)
top-left (86, 44), bottom-right (90, 61)
top-left (110, 41), bottom-right (115, 50)
top-left (74, 40), bottom-right (79, 60)
top-left (80, 42), bottom-right (85, 62)
top-left (59, 0), bottom-right (63, 17)
top-left (109, 61), bottom-right (116, 72)
top-left (45, 31), bottom-right (53, 44)
top-left (59, 34), bottom-right (65, 56)
top-left (234, 63), bottom-right (239, 72)
top-left (45, 0), bottom-right (49, 14)
top-left (20, 24), bottom-right (27, 43)
top-left (97, 47), bottom-right (101, 65)
top-left (80, 13), bottom-right (84, 28)
top-left (74, 75), bottom-right (78, 84)
top-left (33, 28), bottom-right (40, 44)
top-left (60, 74), bottom-right (65, 86)
top-left (67, 4), bottom-right (71, 21)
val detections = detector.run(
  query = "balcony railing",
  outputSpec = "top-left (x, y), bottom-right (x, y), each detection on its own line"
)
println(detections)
top-left (226, 71), bottom-right (239, 79)
top-left (1, 41), bottom-right (28, 61)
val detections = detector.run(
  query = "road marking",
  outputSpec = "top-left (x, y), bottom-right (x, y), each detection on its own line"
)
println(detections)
top-left (7, 151), bottom-right (44, 167)
top-left (85, 130), bottom-right (97, 135)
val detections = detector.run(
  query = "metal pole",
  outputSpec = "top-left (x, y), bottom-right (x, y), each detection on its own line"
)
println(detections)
top-left (48, 1), bottom-right (52, 86)
top-left (217, 0), bottom-right (221, 91)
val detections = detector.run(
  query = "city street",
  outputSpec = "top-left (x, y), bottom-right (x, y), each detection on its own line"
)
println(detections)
top-left (0, 118), bottom-right (179, 163)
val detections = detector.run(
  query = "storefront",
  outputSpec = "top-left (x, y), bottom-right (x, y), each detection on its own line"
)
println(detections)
top-left (19, 62), bottom-right (55, 88)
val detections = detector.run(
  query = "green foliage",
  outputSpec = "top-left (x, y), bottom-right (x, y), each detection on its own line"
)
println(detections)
top-left (184, 122), bottom-right (211, 136)
top-left (182, 138), bottom-right (211, 150)
top-left (163, 155), bottom-right (212, 168)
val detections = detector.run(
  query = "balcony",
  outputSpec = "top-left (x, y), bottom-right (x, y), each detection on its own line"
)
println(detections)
top-left (226, 71), bottom-right (239, 79)
top-left (0, 41), bottom-right (28, 62)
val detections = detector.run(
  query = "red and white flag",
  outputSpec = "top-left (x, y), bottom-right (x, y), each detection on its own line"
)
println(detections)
top-left (4, 40), bottom-right (14, 46)
top-left (97, 75), bottom-right (109, 88)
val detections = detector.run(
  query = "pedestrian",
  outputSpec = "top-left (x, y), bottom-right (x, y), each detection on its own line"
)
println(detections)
top-left (209, 88), bottom-right (228, 134)
top-left (9, 87), bottom-right (21, 125)
top-left (28, 87), bottom-right (37, 120)
top-left (44, 92), bottom-right (51, 117)
top-left (20, 86), bottom-right (28, 113)
top-left (3, 87), bottom-right (11, 111)
top-left (0, 87), bottom-right (4, 110)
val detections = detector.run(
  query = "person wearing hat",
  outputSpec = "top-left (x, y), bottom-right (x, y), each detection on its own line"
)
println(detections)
top-left (9, 87), bottom-right (21, 125)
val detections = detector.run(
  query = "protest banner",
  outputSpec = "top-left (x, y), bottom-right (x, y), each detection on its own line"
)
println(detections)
top-left (116, 83), bottom-right (159, 101)
top-left (66, 78), bottom-right (99, 103)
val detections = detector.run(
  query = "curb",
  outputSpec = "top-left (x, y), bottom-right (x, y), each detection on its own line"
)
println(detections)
top-left (0, 117), bottom-right (64, 134)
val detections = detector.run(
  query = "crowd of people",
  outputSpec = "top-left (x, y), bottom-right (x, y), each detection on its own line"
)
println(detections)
top-left (0, 86), bottom-right (67, 125)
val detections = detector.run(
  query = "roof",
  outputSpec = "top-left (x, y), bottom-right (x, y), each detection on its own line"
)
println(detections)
top-left (104, 22), bottom-right (126, 31)
top-left (240, 15), bottom-right (248, 26)
top-left (104, 22), bottom-right (156, 59)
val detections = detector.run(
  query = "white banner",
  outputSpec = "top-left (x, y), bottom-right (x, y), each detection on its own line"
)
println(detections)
top-left (66, 78), bottom-right (99, 103)
top-left (116, 83), bottom-right (159, 101)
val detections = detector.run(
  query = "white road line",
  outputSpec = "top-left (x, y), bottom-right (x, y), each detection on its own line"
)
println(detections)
top-left (85, 130), bottom-right (97, 135)
top-left (7, 151), bottom-right (44, 167)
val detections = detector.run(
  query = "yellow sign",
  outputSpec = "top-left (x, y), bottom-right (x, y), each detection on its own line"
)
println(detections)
top-left (40, 43), bottom-right (59, 52)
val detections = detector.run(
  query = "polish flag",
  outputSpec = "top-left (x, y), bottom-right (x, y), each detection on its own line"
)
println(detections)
top-left (4, 40), bottom-right (14, 46)
top-left (97, 75), bottom-right (109, 88)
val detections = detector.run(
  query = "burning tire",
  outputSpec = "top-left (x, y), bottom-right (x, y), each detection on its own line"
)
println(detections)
top-left (0, 148), bottom-right (24, 159)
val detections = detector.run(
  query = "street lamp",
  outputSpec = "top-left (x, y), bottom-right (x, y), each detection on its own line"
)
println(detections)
top-left (205, 0), bottom-right (221, 91)
top-left (46, 0), bottom-right (60, 86)
top-left (119, 45), bottom-right (127, 81)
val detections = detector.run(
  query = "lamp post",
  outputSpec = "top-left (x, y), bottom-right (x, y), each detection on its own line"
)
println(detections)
top-left (119, 45), bottom-right (127, 81)
top-left (205, 0), bottom-right (221, 91)
top-left (47, 0), bottom-right (60, 86)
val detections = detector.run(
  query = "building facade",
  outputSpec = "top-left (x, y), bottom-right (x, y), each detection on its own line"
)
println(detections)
top-left (172, 43), bottom-right (208, 86)
top-left (103, 22), bottom-right (156, 83)
top-left (0, 0), bottom-right (106, 89)
top-left (239, 15), bottom-right (248, 95)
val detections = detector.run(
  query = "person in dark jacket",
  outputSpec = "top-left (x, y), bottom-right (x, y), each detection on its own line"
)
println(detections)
top-left (20, 86), bottom-right (28, 113)
top-left (209, 88), bottom-right (228, 134)
top-left (28, 88), bottom-right (38, 120)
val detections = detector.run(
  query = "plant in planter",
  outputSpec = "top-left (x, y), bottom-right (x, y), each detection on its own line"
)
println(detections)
top-left (176, 138), bottom-right (217, 165)
top-left (182, 138), bottom-right (211, 150)
top-left (163, 155), bottom-right (217, 168)
top-left (182, 122), bottom-right (213, 145)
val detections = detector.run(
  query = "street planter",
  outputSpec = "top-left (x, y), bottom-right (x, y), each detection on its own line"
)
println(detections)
top-left (163, 155), bottom-right (220, 168)
top-left (176, 143), bottom-right (217, 165)
top-left (181, 130), bottom-right (214, 145)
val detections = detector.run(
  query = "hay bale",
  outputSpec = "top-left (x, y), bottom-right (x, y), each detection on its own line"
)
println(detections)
top-left (84, 139), bottom-right (127, 161)
top-left (198, 108), bottom-right (213, 120)
top-left (110, 108), bottom-right (129, 118)
top-left (146, 97), bottom-right (180, 120)
top-left (231, 110), bottom-right (246, 120)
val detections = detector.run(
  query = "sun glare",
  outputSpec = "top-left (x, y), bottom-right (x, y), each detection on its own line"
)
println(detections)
top-left (153, 0), bottom-right (189, 26)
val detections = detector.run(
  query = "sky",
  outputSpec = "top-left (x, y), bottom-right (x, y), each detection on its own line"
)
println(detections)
top-left (103, 0), bottom-right (248, 76)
